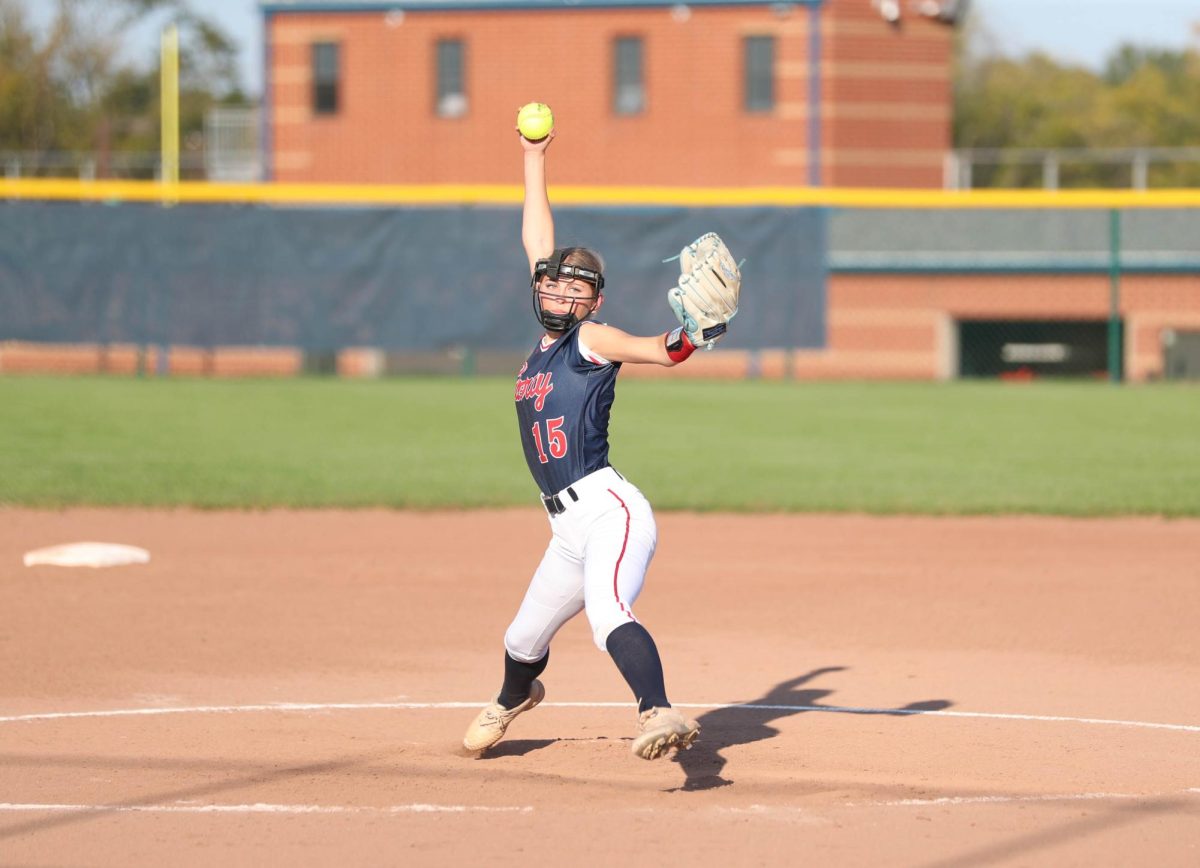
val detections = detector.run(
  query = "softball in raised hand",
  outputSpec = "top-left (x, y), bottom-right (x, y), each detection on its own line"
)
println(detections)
top-left (517, 102), bottom-right (554, 141)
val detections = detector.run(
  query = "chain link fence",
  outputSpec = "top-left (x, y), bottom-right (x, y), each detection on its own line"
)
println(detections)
top-left (2, 108), bottom-right (262, 182)
top-left (946, 148), bottom-right (1200, 190)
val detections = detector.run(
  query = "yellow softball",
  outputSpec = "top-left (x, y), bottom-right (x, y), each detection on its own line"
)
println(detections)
top-left (516, 102), bottom-right (554, 141)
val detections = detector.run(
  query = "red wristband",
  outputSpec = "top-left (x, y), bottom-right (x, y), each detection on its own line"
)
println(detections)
top-left (665, 327), bottom-right (696, 363)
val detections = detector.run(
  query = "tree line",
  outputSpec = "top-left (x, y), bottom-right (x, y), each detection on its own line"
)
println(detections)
top-left (955, 31), bottom-right (1200, 187)
top-left (0, 0), bottom-right (245, 176)
top-left (1, 0), bottom-right (1197, 185)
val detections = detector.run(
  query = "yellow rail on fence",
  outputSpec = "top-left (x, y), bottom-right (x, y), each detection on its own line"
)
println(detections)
top-left (4, 177), bottom-right (1200, 209)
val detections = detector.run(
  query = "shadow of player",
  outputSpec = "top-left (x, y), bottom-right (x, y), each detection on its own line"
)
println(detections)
top-left (672, 666), bottom-right (952, 792)
top-left (477, 738), bottom-right (558, 758)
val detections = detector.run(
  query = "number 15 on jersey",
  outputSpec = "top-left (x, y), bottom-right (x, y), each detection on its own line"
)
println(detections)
top-left (531, 416), bottom-right (567, 464)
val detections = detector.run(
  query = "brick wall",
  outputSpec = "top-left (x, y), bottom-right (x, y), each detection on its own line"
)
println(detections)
top-left (0, 344), bottom-right (302, 378)
top-left (823, 0), bottom-right (952, 187)
top-left (812, 271), bottom-right (1200, 381)
top-left (267, 0), bottom-right (952, 187)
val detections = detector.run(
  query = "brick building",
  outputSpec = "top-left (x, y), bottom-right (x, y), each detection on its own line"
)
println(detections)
top-left (262, 0), bottom-right (961, 187)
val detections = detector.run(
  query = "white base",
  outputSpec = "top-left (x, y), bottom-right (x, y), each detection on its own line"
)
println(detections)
top-left (23, 542), bottom-right (151, 568)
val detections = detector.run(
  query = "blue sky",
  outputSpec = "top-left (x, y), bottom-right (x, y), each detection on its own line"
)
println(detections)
top-left (972, 0), bottom-right (1200, 67)
top-left (25, 0), bottom-right (1200, 97)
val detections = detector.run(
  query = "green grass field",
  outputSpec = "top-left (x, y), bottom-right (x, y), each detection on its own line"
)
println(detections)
top-left (1, 376), bottom-right (1196, 515)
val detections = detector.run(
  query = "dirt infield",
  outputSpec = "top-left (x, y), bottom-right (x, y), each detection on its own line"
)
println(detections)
top-left (2, 509), bottom-right (1198, 866)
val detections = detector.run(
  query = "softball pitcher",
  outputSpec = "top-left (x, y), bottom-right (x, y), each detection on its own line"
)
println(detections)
top-left (463, 123), bottom-right (740, 760)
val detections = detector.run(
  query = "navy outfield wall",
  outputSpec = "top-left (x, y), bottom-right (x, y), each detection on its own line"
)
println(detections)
top-left (0, 202), bottom-right (827, 354)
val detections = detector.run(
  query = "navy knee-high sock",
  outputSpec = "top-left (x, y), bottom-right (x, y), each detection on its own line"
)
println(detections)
top-left (605, 622), bottom-right (670, 713)
top-left (497, 650), bottom-right (548, 710)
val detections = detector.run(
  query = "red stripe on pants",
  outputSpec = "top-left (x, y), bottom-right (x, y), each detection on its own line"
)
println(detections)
top-left (607, 488), bottom-right (633, 619)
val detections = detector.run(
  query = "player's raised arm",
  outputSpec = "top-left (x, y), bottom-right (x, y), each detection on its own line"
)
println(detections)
top-left (520, 130), bottom-right (556, 274)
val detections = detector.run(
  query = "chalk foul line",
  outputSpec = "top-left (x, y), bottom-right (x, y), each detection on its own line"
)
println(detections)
top-left (854, 787), bottom-right (1200, 808)
top-left (0, 802), bottom-right (531, 815)
top-left (0, 701), bottom-right (1196, 734)
top-left (2, 792), bottom-right (1195, 818)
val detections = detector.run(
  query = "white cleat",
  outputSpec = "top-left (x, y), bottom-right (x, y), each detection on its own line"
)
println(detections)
top-left (462, 680), bottom-right (545, 754)
top-left (631, 706), bottom-right (700, 760)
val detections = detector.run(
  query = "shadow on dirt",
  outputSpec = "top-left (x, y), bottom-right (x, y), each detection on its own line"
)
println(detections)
top-left (478, 738), bottom-right (558, 758)
top-left (671, 666), bottom-right (952, 792)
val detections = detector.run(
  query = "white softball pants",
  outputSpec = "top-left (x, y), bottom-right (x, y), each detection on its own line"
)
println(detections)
top-left (504, 467), bottom-right (658, 662)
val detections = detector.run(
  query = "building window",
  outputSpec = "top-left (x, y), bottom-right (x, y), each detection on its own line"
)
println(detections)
top-left (312, 42), bottom-right (339, 115)
top-left (613, 37), bottom-right (645, 115)
top-left (436, 39), bottom-right (467, 117)
top-left (744, 36), bottom-right (775, 113)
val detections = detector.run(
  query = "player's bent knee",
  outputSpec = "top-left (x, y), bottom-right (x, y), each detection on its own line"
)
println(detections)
top-left (590, 615), bottom-right (637, 652)
top-left (504, 631), bottom-right (550, 664)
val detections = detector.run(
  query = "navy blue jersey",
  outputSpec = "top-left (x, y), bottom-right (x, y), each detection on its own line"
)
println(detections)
top-left (514, 322), bottom-right (621, 496)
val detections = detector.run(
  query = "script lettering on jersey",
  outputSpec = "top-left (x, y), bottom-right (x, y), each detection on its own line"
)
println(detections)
top-left (514, 371), bottom-right (555, 412)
